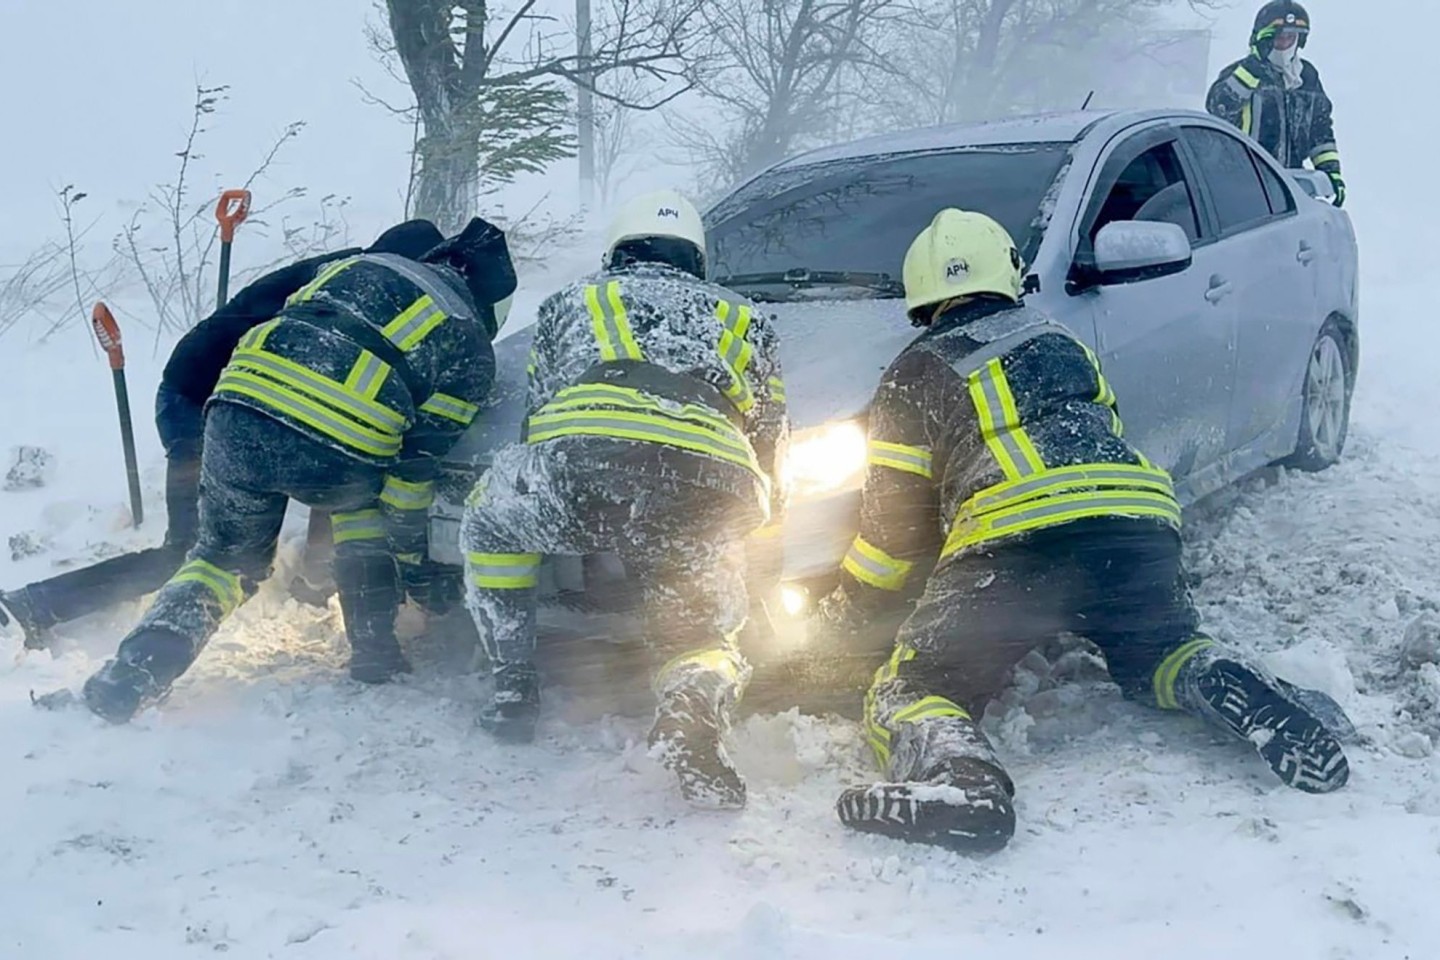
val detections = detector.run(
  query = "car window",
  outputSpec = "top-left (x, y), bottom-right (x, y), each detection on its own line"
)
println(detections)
top-left (705, 144), bottom-right (1071, 299)
top-left (1089, 143), bottom-right (1201, 244)
top-left (1254, 151), bottom-right (1296, 216)
top-left (1182, 126), bottom-right (1275, 233)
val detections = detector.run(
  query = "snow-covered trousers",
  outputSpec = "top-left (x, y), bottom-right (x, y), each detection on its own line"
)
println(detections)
top-left (111, 403), bottom-right (400, 682)
top-left (866, 517), bottom-right (1207, 781)
top-left (460, 438), bottom-right (768, 698)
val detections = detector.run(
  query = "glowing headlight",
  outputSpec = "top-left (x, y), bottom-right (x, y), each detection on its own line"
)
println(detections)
top-left (780, 584), bottom-right (810, 617)
top-left (783, 419), bottom-right (867, 498)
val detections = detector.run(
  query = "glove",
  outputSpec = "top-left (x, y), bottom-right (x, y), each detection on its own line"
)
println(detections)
top-left (398, 555), bottom-right (461, 617)
top-left (1326, 170), bottom-right (1346, 208)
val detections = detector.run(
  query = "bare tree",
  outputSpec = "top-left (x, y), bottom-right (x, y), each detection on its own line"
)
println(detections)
top-left (591, 71), bottom-right (655, 206)
top-left (668, 0), bottom-right (904, 193)
top-left (866, 0), bottom-right (1223, 130)
top-left (372, 0), bottom-right (703, 234)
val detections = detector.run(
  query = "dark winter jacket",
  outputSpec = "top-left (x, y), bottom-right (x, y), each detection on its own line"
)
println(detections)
top-left (157, 220), bottom-right (448, 457)
top-left (828, 298), bottom-right (1181, 615)
top-left (1207, 54), bottom-right (1341, 174)
top-left (525, 262), bottom-right (790, 530)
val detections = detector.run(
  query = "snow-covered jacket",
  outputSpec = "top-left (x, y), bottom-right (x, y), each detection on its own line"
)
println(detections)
top-left (1207, 55), bottom-right (1341, 174)
top-left (525, 262), bottom-right (790, 528)
top-left (833, 298), bottom-right (1181, 605)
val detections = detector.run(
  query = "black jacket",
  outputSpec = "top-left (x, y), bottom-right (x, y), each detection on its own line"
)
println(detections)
top-left (156, 221), bottom-right (447, 455)
top-left (829, 298), bottom-right (1181, 616)
top-left (1207, 55), bottom-right (1340, 173)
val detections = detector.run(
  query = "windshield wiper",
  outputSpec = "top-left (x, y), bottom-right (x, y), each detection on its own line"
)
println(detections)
top-left (714, 268), bottom-right (905, 299)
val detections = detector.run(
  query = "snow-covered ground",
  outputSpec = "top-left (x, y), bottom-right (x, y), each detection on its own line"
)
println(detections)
top-left (4, 2), bottom-right (1439, 957)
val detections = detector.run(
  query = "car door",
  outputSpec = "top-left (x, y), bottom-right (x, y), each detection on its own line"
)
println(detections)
top-left (1179, 124), bottom-right (1320, 462)
top-left (1070, 128), bottom-right (1238, 483)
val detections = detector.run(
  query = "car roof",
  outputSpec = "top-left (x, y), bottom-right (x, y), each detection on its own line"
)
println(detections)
top-left (767, 108), bottom-right (1196, 170)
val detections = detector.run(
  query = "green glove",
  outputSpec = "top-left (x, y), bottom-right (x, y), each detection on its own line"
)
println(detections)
top-left (1327, 170), bottom-right (1346, 208)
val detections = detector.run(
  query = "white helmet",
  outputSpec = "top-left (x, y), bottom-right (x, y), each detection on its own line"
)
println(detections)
top-left (602, 189), bottom-right (708, 279)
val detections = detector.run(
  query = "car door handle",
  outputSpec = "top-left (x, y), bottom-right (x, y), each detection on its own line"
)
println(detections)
top-left (1205, 276), bottom-right (1233, 304)
top-left (1297, 241), bottom-right (1317, 265)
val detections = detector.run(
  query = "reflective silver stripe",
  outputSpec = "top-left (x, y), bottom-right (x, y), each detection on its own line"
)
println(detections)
top-left (843, 543), bottom-right (898, 580)
top-left (349, 352), bottom-right (388, 399)
top-left (230, 351), bottom-right (405, 433)
top-left (420, 392), bottom-right (479, 424)
top-left (986, 494), bottom-right (1180, 534)
top-left (975, 364), bottom-right (1038, 478)
top-left (1311, 141), bottom-right (1337, 156)
top-left (542, 387), bottom-right (736, 432)
top-left (1225, 74), bottom-right (1252, 98)
top-left (385, 299), bottom-right (446, 350)
top-left (215, 372), bottom-right (402, 457)
top-left (942, 318), bottom-right (1068, 381)
top-left (968, 467), bottom-right (1173, 514)
top-left (469, 560), bottom-right (541, 579)
top-left (527, 413), bottom-right (753, 458)
top-left (868, 441), bottom-right (932, 475)
top-left (332, 511), bottom-right (385, 542)
top-left (362, 253), bottom-right (476, 322)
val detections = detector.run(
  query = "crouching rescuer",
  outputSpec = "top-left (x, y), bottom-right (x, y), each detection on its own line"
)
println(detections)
top-left (814, 209), bottom-right (1351, 854)
top-left (460, 190), bottom-right (789, 808)
top-left (81, 218), bottom-right (518, 723)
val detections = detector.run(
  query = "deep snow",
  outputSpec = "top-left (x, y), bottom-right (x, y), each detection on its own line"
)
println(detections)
top-left (4, 0), bottom-right (1439, 957)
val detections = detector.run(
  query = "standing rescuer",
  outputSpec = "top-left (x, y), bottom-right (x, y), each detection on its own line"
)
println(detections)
top-left (1208, 1), bottom-right (1345, 206)
top-left (79, 217), bottom-right (517, 724)
top-left (813, 208), bottom-right (1351, 854)
top-left (460, 189), bottom-right (788, 809)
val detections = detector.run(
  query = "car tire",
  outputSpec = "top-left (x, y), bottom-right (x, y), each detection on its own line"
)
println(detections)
top-left (1284, 320), bottom-right (1352, 473)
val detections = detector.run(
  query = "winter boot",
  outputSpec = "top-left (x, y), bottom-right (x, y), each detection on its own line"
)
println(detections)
top-left (649, 653), bottom-right (749, 809)
top-left (1176, 651), bottom-right (1350, 794)
top-left (479, 661), bottom-right (541, 744)
top-left (81, 627), bottom-right (195, 724)
top-left (837, 716), bottom-right (1017, 855)
top-left (0, 588), bottom-right (51, 650)
top-left (347, 627), bottom-right (413, 685)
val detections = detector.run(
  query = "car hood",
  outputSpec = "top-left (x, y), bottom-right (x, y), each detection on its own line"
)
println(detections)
top-left (443, 297), bottom-right (918, 467)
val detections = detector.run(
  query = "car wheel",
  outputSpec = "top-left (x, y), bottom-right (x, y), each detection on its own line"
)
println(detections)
top-left (1284, 320), bottom-right (1352, 472)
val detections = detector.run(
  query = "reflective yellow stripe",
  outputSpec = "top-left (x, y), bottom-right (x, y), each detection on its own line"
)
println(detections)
top-left (585, 282), bottom-right (644, 362)
top-left (380, 476), bottom-right (434, 511)
top-left (287, 256), bottom-right (362, 305)
top-left (767, 376), bottom-right (787, 402)
top-left (228, 347), bottom-right (406, 434)
top-left (528, 410), bottom-right (760, 474)
top-left (749, 522), bottom-right (784, 541)
top-left (528, 385), bottom-right (762, 476)
top-left (867, 440), bottom-right (933, 479)
top-left (467, 551), bottom-right (542, 589)
top-left (654, 647), bottom-right (745, 696)
top-left (963, 463), bottom-right (1174, 517)
top-left (396, 552), bottom-right (423, 565)
top-left (892, 695), bottom-right (970, 725)
top-left (169, 558), bottom-right (244, 617)
top-left (715, 300), bottom-right (756, 413)
top-left (526, 349), bottom-right (538, 377)
top-left (238, 319), bottom-right (279, 351)
top-left (1241, 100), bottom-right (1254, 136)
top-left (864, 643), bottom-right (917, 770)
top-left (1234, 65), bottom-right (1261, 89)
top-left (969, 358), bottom-right (1045, 481)
top-left (607, 281), bottom-right (643, 360)
top-left (841, 536), bottom-right (914, 592)
top-left (343, 351), bottom-right (391, 401)
top-left (543, 384), bottom-right (736, 433)
top-left (419, 392), bottom-right (480, 425)
top-left (382, 294), bottom-right (447, 351)
top-left (215, 371), bottom-right (403, 458)
top-left (943, 489), bottom-right (1181, 559)
top-left (332, 509), bottom-right (385, 544)
top-left (1312, 150), bottom-right (1341, 168)
top-left (1152, 637), bottom-right (1216, 710)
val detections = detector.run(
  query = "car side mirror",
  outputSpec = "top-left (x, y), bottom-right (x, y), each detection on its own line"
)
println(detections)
top-left (1091, 221), bottom-right (1193, 286)
top-left (1288, 169), bottom-right (1336, 202)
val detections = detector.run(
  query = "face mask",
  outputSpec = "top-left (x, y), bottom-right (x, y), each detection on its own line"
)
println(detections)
top-left (1268, 41), bottom-right (1304, 90)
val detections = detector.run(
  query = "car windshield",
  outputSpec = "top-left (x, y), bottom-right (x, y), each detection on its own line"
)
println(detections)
top-left (706, 143), bottom-right (1073, 302)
